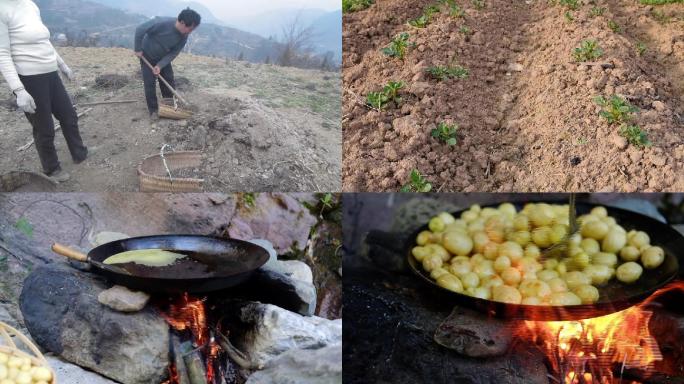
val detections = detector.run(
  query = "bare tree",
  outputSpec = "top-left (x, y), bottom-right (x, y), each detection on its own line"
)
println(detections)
top-left (278, 13), bottom-right (315, 67)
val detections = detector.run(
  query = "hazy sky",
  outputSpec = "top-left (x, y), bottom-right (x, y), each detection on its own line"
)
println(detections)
top-left (192, 0), bottom-right (341, 19)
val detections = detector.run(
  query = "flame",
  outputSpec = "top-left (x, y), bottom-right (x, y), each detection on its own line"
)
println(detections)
top-left (521, 281), bottom-right (684, 383)
top-left (162, 293), bottom-right (209, 347)
top-left (161, 293), bottom-right (221, 383)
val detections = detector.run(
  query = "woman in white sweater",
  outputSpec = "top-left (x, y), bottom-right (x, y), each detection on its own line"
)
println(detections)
top-left (0, 0), bottom-right (88, 182)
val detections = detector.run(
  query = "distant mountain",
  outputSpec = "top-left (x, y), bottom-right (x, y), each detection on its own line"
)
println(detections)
top-left (85, 0), bottom-right (225, 26)
top-left (227, 8), bottom-right (327, 40)
top-left (310, 10), bottom-right (341, 62)
top-left (226, 8), bottom-right (342, 62)
top-left (34, 0), bottom-right (281, 62)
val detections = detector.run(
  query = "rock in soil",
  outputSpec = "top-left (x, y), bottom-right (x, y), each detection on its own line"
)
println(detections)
top-left (97, 285), bottom-right (151, 312)
top-left (230, 302), bottom-right (342, 369)
top-left (246, 344), bottom-right (342, 384)
top-left (19, 263), bottom-right (169, 384)
top-left (343, 270), bottom-right (548, 384)
top-left (434, 307), bottom-right (517, 357)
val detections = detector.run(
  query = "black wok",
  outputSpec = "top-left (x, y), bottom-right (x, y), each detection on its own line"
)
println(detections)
top-left (406, 201), bottom-right (682, 321)
top-left (52, 234), bottom-right (270, 293)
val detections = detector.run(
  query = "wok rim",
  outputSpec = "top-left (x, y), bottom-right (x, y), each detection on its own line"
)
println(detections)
top-left (87, 234), bottom-right (270, 281)
top-left (406, 200), bottom-right (681, 321)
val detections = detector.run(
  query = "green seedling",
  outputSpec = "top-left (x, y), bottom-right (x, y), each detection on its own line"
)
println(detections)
top-left (576, 137), bottom-right (588, 145)
top-left (619, 125), bottom-right (651, 148)
top-left (559, 0), bottom-right (579, 10)
top-left (472, 0), bottom-right (485, 9)
top-left (608, 19), bottom-right (621, 32)
top-left (400, 170), bottom-right (433, 192)
top-left (573, 40), bottom-right (603, 62)
top-left (589, 7), bottom-right (605, 17)
top-left (408, 14), bottom-right (430, 28)
top-left (342, 0), bottom-right (374, 13)
top-left (431, 122), bottom-right (459, 146)
top-left (426, 65), bottom-right (469, 81)
top-left (459, 25), bottom-right (472, 35)
top-left (564, 11), bottom-right (574, 22)
top-left (408, 5), bottom-right (440, 28)
top-left (366, 91), bottom-right (389, 110)
top-left (438, 0), bottom-right (465, 17)
top-left (636, 41), bottom-right (647, 56)
top-left (594, 95), bottom-right (638, 125)
top-left (366, 81), bottom-right (405, 110)
top-left (383, 81), bottom-right (405, 104)
top-left (381, 32), bottom-right (412, 59)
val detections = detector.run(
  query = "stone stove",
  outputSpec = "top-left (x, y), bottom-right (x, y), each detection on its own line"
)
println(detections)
top-left (343, 229), bottom-right (684, 384)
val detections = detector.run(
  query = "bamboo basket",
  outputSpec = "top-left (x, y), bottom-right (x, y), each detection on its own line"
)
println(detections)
top-left (0, 321), bottom-right (56, 383)
top-left (137, 150), bottom-right (204, 192)
top-left (158, 103), bottom-right (192, 120)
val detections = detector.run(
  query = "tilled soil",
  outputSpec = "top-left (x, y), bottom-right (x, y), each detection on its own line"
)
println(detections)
top-left (0, 47), bottom-right (341, 192)
top-left (342, 0), bottom-right (684, 192)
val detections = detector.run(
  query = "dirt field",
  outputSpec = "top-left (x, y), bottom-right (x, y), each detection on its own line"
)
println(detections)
top-left (0, 47), bottom-right (341, 192)
top-left (342, 0), bottom-right (684, 192)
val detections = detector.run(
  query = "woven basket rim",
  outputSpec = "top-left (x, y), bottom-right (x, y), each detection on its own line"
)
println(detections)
top-left (0, 321), bottom-right (56, 383)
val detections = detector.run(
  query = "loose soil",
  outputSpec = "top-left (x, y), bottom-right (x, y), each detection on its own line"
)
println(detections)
top-left (0, 47), bottom-right (341, 192)
top-left (342, 0), bottom-right (684, 192)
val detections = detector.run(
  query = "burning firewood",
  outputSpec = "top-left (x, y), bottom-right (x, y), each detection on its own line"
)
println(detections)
top-left (181, 342), bottom-right (208, 384)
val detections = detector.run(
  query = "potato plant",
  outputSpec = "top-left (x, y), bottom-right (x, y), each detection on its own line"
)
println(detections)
top-left (594, 95), bottom-right (638, 125)
top-left (408, 5), bottom-right (440, 28)
top-left (619, 125), bottom-right (652, 148)
top-left (559, 0), bottom-right (579, 10)
top-left (431, 122), bottom-right (459, 146)
top-left (636, 41), bottom-right (647, 56)
top-left (437, 0), bottom-right (465, 17)
top-left (589, 7), bottom-right (605, 17)
top-left (472, 0), bottom-right (485, 9)
top-left (342, 0), bottom-right (374, 13)
top-left (365, 81), bottom-right (405, 111)
top-left (573, 40), bottom-right (603, 62)
top-left (608, 19), bottom-right (621, 32)
top-left (381, 33), bottom-right (412, 59)
top-left (426, 65), bottom-right (469, 81)
top-left (401, 170), bottom-right (432, 192)
top-left (459, 26), bottom-right (472, 35)
top-left (564, 11), bottom-right (574, 22)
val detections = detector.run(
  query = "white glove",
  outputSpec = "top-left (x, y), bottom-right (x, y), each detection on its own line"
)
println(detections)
top-left (15, 89), bottom-right (36, 114)
top-left (58, 61), bottom-right (74, 81)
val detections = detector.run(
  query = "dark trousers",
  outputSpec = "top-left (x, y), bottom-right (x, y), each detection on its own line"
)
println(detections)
top-left (140, 57), bottom-right (175, 114)
top-left (19, 71), bottom-right (87, 175)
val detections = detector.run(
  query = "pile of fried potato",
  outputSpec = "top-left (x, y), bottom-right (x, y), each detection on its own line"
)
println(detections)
top-left (411, 203), bottom-right (666, 306)
top-left (0, 352), bottom-right (53, 384)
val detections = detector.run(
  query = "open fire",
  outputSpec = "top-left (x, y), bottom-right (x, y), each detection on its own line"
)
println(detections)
top-left (160, 293), bottom-right (236, 384)
top-left (518, 282), bottom-right (684, 384)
